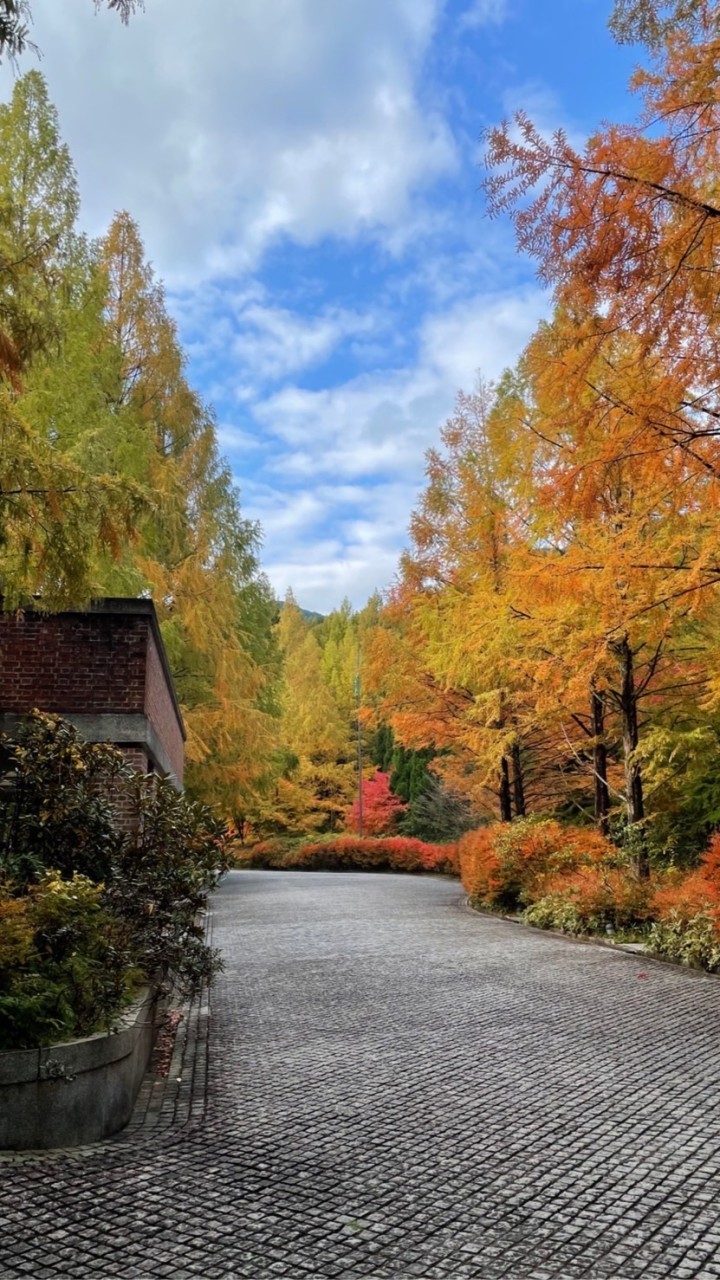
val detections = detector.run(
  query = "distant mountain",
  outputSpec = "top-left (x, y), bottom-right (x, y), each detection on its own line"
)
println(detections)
top-left (275, 599), bottom-right (325, 626)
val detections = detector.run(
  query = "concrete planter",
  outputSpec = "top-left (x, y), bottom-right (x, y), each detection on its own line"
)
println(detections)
top-left (0, 988), bottom-right (158, 1150)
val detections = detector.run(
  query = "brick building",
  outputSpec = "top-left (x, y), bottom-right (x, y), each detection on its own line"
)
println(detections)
top-left (0, 599), bottom-right (185, 788)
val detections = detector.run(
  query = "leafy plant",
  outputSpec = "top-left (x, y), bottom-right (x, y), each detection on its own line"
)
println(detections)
top-left (649, 910), bottom-right (720, 972)
top-left (347, 771), bottom-right (406, 837)
top-left (523, 895), bottom-right (586, 934)
top-left (399, 774), bottom-right (477, 843)
top-left (458, 820), bottom-right (619, 913)
top-left (0, 711), bottom-right (128, 887)
top-left (0, 871), bottom-right (131, 1049)
top-left (524, 867), bottom-right (652, 934)
top-left (0, 714), bottom-right (232, 1049)
top-left (105, 774), bottom-right (231, 994)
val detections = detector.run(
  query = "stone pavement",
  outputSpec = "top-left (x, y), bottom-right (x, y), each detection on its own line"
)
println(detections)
top-left (2, 870), bottom-right (720, 1279)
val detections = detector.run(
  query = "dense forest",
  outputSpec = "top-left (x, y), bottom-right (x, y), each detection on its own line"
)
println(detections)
top-left (364, 0), bottom-right (720, 875)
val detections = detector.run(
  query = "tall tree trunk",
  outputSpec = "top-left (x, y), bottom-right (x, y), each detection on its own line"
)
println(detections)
top-left (591, 686), bottom-right (610, 835)
top-left (499, 755), bottom-right (513, 823)
top-left (511, 741), bottom-right (526, 818)
top-left (617, 638), bottom-right (648, 877)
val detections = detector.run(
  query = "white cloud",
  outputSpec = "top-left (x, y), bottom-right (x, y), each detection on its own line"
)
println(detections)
top-left (242, 285), bottom-right (548, 610)
top-left (14, 0), bottom-right (457, 281)
top-left (269, 545), bottom-right (401, 614)
top-left (459, 0), bottom-right (509, 30)
top-left (215, 423), bottom-right (267, 455)
top-left (248, 488), bottom-right (328, 538)
top-left (253, 285), bottom-right (546, 481)
top-left (245, 480), bottom-right (415, 613)
top-left (420, 285), bottom-right (546, 388)
top-left (232, 303), bottom-right (376, 383)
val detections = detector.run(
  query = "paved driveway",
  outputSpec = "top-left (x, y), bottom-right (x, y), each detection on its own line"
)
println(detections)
top-left (2, 870), bottom-right (720, 1279)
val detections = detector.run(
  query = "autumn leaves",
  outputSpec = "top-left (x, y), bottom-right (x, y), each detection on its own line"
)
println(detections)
top-left (366, 1), bottom-right (720, 866)
top-left (0, 72), bottom-right (278, 811)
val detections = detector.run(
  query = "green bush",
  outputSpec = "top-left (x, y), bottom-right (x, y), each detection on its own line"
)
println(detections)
top-left (0, 872), bottom-right (131, 1049)
top-left (648, 909), bottom-right (720, 972)
top-left (522, 894), bottom-right (586, 934)
top-left (0, 714), bottom-right (232, 1050)
top-left (0, 711), bottom-right (127, 887)
top-left (106, 774), bottom-right (230, 994)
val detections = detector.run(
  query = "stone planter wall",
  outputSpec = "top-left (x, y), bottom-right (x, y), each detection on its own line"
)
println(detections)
top-left (0, 989), bottom-right (158, 1150)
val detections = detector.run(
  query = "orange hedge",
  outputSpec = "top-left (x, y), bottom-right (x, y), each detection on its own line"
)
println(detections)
top-left (457, 820), bottom-right (619, 913)
top-left (648, 836), bottom-right (720, 969)
top-left (651, 832), bottom-right (720, 923)
top-left (237, 836), bottom-right (458, 876)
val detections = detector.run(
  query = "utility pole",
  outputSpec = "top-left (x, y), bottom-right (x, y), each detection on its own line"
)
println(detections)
top-left (355, 651), bottom-right (363, 837)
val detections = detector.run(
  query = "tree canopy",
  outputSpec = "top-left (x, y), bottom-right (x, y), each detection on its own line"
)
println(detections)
top-left (0, 1), bottom-right (143, 63)
top-left (362, 2), bottom-right (720, 867)
top-left (0, 70), bottom-right (278, 815)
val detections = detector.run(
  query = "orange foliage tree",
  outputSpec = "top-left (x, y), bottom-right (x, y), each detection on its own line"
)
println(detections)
top-left (477, 7), bottom-right (720, 867)
top-left (365, 381), bottom-right (550, 824)
top-left (484, 5), bottom-right (720, 488)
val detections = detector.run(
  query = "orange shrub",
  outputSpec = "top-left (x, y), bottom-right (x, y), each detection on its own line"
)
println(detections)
top-left (528, 865), bottom-right (653, 933)
top-left (457, 828), bottom-right (501, 903)
top-left (459, 820), bottom-right (618, 912)
top-left (651, 833), bottom-right (720, 922)
top-left (650, 869), bottom-right (708, 921)
top-left (238, 836), bottom-right (458, 876)
top-left (643, 834), bottom-right (720, 972)
top-left (287, 837), bottom-right (457, 875)
top-left (233, 839), bottom-right (289, 868)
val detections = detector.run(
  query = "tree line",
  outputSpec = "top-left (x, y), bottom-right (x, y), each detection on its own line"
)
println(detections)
top-left (0, 70), bottom-right (280, 812)
top-left (364, 0), bottom-right (720, 873)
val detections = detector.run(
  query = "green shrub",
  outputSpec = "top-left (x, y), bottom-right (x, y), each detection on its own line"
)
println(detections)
top-left (0, 872), bottom-right (131, 1049)
top-left (648, 909), bottom-right (720, 972)
top-left (105, 774), bottom-right (231, 994)
top-left (0, 711), bottom-right (127, 887)
top-left (0, 715), bottom-right (233, 1050)
top-left (523, 894), bottom-right (586, 934)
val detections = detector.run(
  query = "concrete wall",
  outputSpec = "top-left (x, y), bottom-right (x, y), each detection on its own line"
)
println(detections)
top-left (0, 991), bottom-right (158, 1150)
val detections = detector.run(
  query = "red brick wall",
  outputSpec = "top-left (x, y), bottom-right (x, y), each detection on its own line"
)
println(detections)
top-left (145, 629), bottom-right (184, 784)
top-left (0, 611), bottom-right (148, 714)
top-left (121, 747), bottom-right (150, 770)
top-left (113, 747), bottom-right (152, 831)
top-left (0, 606), bottom-right (185, 786)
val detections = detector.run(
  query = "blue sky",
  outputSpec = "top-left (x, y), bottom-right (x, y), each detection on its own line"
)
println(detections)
top-left (4, 0), bottom-right (639, 611)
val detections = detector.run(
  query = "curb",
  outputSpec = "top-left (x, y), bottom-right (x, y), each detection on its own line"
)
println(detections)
top-left (0, 905), bottom-right (216, 1165)
top-left (461, 894), bottom-right (720, 983)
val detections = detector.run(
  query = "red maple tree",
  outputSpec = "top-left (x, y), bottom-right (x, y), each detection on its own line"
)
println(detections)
top-left (347, 771), bottom-right (406, 836)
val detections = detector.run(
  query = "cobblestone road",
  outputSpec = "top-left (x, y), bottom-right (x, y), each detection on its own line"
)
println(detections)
top-left (3, 871), bottom-right (720, 1279)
